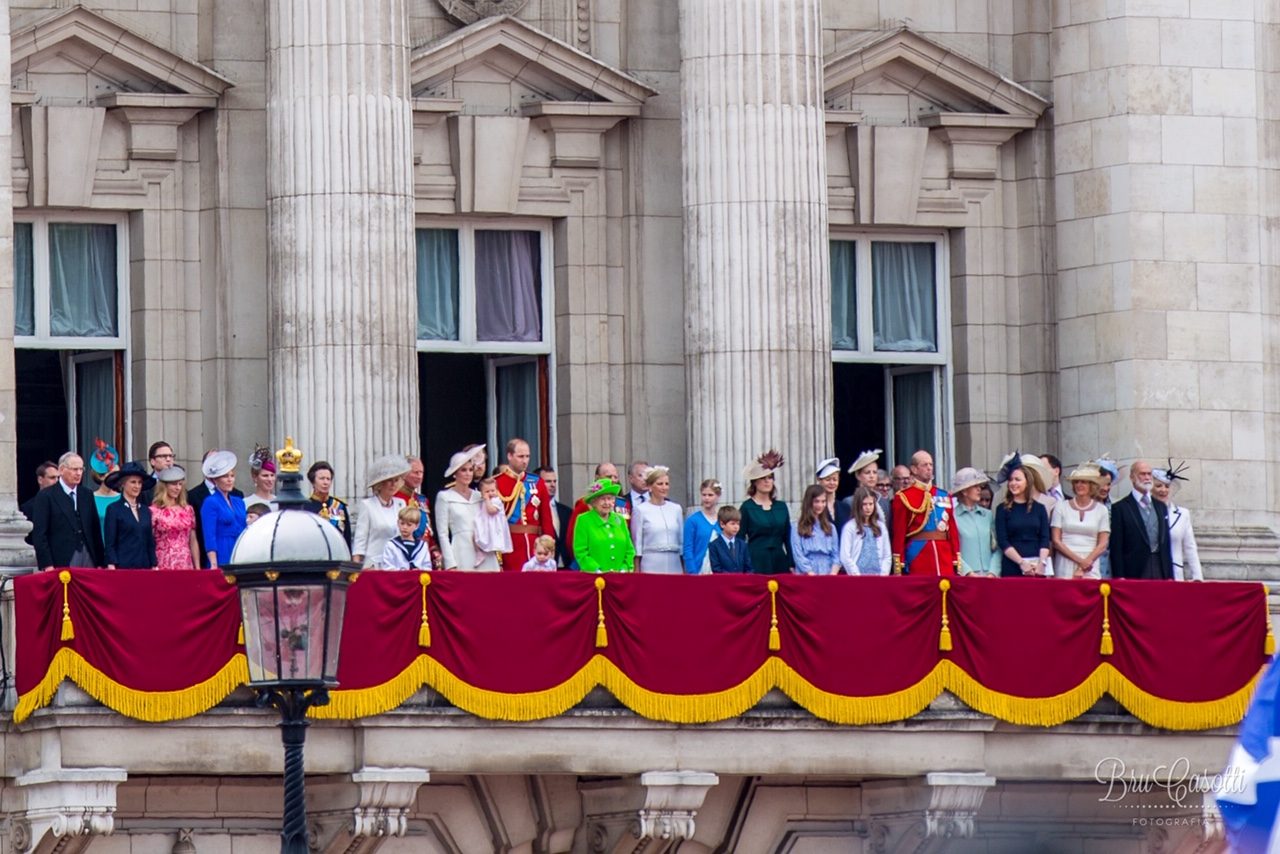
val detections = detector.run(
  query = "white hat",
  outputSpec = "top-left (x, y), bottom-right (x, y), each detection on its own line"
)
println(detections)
top-left (366, 454), bottom-right (411, 490)
top-left (202, 450), bottom-right (237, 480)
top-left (815, 458), bottom-right (840, 479)
top-left (847, 449), bottom-right (882, 475)
top-left (951, 467), bottom-right (988, 493)
top-left (444, 445), bottom-right (485, 478)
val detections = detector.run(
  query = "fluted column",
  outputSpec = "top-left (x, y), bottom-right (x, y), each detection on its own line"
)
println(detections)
top-left (680, 0), bottom-right (832, 507)
top-left (266, 0), bottom-right (417, 501)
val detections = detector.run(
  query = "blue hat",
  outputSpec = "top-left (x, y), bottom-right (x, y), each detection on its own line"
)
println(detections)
top-left (88, 439), bottom-right (119, 476)
top-left (1093, 456), bottom-right (1120, 482)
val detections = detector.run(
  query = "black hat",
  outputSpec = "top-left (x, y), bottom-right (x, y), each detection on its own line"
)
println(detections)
top-left (105, 460), bottom-right (156, 493)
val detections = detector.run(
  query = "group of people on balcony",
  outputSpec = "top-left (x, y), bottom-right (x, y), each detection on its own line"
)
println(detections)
top-left (21, 433), bottom-right (1201, 582)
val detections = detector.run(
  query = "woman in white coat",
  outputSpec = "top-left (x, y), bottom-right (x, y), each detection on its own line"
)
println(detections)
top-left (435, 447), bottom-right (488, 570)
top-left (840, 486), bottom-right (892, 576)
top-left (1153, 462), bottom-right (1203, 581)
top-left (352, 455), bottom-right (410, 568)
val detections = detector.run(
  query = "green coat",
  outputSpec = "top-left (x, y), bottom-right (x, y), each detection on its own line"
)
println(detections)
top-left (575, 511), bottom-right (635, 573)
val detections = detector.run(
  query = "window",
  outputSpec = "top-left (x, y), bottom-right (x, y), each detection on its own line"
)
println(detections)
top-left (13, 214), bottom-right (130, 503)
top-left (416, 221), bottom-right (554, 482)
top-left (830, 233), bottom-right (951, 480)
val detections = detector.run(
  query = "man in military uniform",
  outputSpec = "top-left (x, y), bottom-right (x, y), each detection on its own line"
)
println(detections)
top-left (494, 438), bottom-right (557, 572)
top-left (890, 450), bottom-right (961, 576)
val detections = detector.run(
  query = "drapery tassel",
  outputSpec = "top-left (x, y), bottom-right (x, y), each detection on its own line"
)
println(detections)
top-left (237, 623), bottom-right (245, 646)
top-left (418, 573), bottom-right (432, 648)
top-left (58, 570), bottom-right (74, 641)
top-left (1100, 582), bottom-right (1114, 656)
top-left (1264, 584), bottom-right (1275, 656)
top-left (594, 577), bottom-right (608, 648)
top-left (767, 580), bottom-right (781, 651)
top-left (938, 579), bottom-right (953, 652)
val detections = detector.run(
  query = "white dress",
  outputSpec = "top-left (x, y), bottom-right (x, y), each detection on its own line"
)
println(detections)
top-left (631, 500), bottom-right (684, 574)
top-left (435, 487), bottom-right (483, 569)
top-left (352, 495), bottom-right (406, 569)
top-left (1168, 504), bottom-right (1203, 581)
top-left (1050, 500), bottom-right (1111, 579)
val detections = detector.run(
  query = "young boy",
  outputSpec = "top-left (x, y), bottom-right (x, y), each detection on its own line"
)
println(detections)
top-left (380, 506), bottom-right (433, 570)
top-left (522, 535), bottom-right (558, 572)
top-left (708, 505), bottom-right (753, 573)
top-left (245, 503), bottom-right (271, 526)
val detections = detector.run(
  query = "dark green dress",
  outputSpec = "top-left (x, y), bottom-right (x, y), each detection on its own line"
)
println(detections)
top-left (739, 498), bottom-right (792, 574)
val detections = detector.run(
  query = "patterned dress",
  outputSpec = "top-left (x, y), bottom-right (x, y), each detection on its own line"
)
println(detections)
top-left (152, 504), bottom-right (197, 570)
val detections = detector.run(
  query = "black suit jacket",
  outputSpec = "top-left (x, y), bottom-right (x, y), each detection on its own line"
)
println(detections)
top-left (554, 500), bottom-right (573, 567)
top-left (28, 482), bottom-right (105, 569)
top-left (189, 482), bottom-right (244, 568)
top-left (104, 499), bottom-right (157, 569)
top-left (1109, 493), bottom-right (1173, 580)
top-left (708, 537), bottom-right (753, 573)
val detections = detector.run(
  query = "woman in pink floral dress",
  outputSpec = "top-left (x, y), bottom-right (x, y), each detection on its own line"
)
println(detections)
top-left (151, 465), bottom-right (200, 570)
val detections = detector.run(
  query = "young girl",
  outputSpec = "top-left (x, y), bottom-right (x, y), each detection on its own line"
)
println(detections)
top-left (522, 535), bottom-right (558, 572)
top-left (380, 506), bottom-right (432, 570)
top-left (789, 484), bottom-right (841, 575)
top-left (682, 478), bottom-right (722, 574)
top-left (472, 476), bottom-right (510, 571)
top-left (839, 486), bottom-right (891, 575)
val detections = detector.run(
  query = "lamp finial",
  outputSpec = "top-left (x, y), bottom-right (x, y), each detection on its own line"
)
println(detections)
top-left (277, 437), bottom-right (303, 474)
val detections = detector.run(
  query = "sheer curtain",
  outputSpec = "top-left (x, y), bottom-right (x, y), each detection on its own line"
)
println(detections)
top-left (14, 222), bottom-right (33, 336)
top-left (416, 228), bottom-right (460, 341)
top-left (475, 230), bottom-right (541, 343)
top-left (830, 240), bottom-right (857, 350)
top-left (75, 355), bottom-right (116, 464)
top-left (872, 242), bottom-right (936, 352)
top-left (49, 224), bottom-right (117, 338)
top-left (496, 360), bottom-right (541, 470)
top-left (893, 370), bottom-right (935, 464)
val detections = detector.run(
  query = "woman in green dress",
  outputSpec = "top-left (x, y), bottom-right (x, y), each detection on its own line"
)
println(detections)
top-left (574, 480), bottom-right (635, 573)
top-left (739, 450), bottom-right (793, 574)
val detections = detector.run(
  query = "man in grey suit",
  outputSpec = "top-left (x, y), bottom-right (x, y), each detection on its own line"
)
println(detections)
top-left (28, 452), bottom-right (105, 571)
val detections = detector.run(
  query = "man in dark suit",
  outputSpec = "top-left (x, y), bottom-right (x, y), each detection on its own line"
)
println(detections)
top-left (21, 460), bottom-right (59, 545)
top-left (1109, 459), bottom-right (1173, 580)
top-left (28, 452), bottom-right (105, 571)
top-left (536, 466), bottom-right (574, 567)
top-left (189, 449), bottom-right (244, 568)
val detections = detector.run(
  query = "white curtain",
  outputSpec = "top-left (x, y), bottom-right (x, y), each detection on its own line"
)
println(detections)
top-left (475, 230), bottom-right (541, 343)
top-left (893, 370), bottom-right (935, 463)
top-left (496, 360), bottom-right (541, 470)
top-left (14, 222), bottom-right (33, 336)
top-left (416, 228), bottom-right (460, 341)
top-left (829, 240), bottom-right (857, 350)
top-left (75, 356), bottom-right (115, 465)
top-left (872, 242), bottom-right (936, 352)
top-left (49, 224), bottom-right (117, 338)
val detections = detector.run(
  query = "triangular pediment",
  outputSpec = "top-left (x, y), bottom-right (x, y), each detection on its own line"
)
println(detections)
top-left (12, 5), bottom-right (232, 105)
top-left (411, 15), bottom-right (657, 107)
top-left (825, 27), bottom-right (1048, 122)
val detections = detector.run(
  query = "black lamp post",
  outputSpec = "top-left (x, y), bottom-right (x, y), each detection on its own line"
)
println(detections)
top-left (227, 439), bottom-right (358, 854)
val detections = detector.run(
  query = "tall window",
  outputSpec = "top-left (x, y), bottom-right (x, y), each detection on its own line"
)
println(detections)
top-left (14, 214), bottom-right (129, 503)
top-left (830, 234), bottom-right (951, 480)
top-left (416, 221), bottom-right (553, 486)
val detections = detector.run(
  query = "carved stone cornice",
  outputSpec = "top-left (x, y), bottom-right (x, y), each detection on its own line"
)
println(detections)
top-left (13, 767), bottom-right (127, 854)
top-left (865, 772), bottom-right (996, 854)
top-left (310, 768), bottom-right (430, 854)
top-left (582, 771), bottom-right (719, 854)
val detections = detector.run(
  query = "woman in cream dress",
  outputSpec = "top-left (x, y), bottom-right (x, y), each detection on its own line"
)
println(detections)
top-left (435, 447), bottom-right (487, 570)
top-left (1050, 464), bottom-right (1111, 579)
top-left (630, 466), bottom-right (684, 574)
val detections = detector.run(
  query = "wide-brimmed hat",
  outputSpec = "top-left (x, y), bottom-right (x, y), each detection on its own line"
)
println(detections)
top-left (847, 449), bottom-right (882, 475)
top-left (105, 461), bottom-right (156, 492)
top-left (202, 450), bottom-right (237, 480)
top-left (951, 467), bottom-right (988, 493)
top-left (366, 454), bottom-right (411, 490)
top-left (815, 457), bottom-right (840, 479)
top-left (156, 464), bottom-right (187, 484)
top-left (1067, 463), bottom-right (1107, 486)
top-left (88, 439), bottom-right (120, 476)
top-left (584, 479), bottom-right (622, 503)
top-left (743, 449), bottom-right (785, 482)
top-left (444, 446), bottom-right (485, 478)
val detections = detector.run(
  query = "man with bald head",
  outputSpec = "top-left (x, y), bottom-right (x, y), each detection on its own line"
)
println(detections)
top-left (889, 450), bottom-right (961, 576)
top-left (1108, 459), bottom-right (1173, 580)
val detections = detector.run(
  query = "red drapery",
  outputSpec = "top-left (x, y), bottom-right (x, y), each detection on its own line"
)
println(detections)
top-left (13, 570), bottom-right (1269, 729)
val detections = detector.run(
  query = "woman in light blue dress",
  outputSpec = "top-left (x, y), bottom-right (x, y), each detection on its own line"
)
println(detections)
top-left (790, 484), bottom-right (841, 576)
top-left (682, 478), bottom-right (722, 574)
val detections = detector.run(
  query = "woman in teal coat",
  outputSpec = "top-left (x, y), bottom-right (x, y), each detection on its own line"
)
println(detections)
top-left (739, 450), bottom-right (792, 575)
top-left (574, 480), bottom-right (635, 573)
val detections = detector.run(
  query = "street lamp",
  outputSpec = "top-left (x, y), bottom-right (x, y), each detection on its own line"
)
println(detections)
top-left (227, 438), bottom-right (358, 854)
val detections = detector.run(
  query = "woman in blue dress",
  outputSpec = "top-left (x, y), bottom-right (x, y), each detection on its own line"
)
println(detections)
top-left (103, 461), bottom-right (157, 570)
top-left (790, 484), bottom-right (841, 575)
top-left (200, 450), bottom-right (246, 570)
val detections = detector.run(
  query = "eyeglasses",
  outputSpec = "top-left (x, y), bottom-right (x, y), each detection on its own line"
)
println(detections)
top-left (152, 453), bottom-right (174, 460)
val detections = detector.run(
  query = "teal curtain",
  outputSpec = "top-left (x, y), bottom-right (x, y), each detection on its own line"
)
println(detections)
top-left (830, 240), bottom-right (857, 350)
top-left (893, 370), bottom-right (935, 465)
top-left (49, 224), bottom-right (117, 338)
top-left (496, 360), bottom-right (541, 470)
top-left (873, 242), bottom-right (936, 352)
top-left (14, 222), bottom-right (32, 336)
top-left (75, 356), bottom-right (116, 465)
top-left (416, 229), bottom-right (460, 341)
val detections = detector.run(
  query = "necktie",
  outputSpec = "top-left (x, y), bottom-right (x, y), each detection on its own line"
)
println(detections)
top-left (69, 490), bottom-right (76, 510)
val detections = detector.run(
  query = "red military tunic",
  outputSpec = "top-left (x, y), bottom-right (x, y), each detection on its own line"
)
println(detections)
top-left (890, 480), bottom-right (961, 576)
top-left (495, 466), bottom-right (557, 572)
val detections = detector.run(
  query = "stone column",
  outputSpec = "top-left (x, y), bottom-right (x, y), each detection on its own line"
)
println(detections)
top-left (680, 0), bottom-right (832, 506)
top-left (266, 0), bottom-right (418, 501)
top-left (0, 0), bottom-right (33, 566)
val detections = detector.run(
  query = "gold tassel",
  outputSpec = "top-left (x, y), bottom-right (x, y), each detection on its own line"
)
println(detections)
top-left (418, 573), bottom-right (432, 648)
top-left (58, 570), bottom-right (74, 641)
top-left (1264, 584), bottom-right (1275, 656)
top-left (767, 580), bottom-right (781, 652)
top-left (594, 577), bottom-right (608, 648)
top-left (938, 579), bottom-right (953, 652)
top-left (237, 623), bottom-right (245, 646)
top-left (1100, 582), bottom-right (1114, 656)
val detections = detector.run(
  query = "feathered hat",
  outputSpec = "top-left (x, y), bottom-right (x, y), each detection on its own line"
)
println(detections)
top-left (1153, 459), bottom-right (1190, 486)
top-left (743, 449), bottom-right (785, 482)
top-left (249, 444), bottom-right (276, 474)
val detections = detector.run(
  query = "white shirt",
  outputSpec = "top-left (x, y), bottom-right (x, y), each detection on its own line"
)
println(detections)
top-left (630, 489), bottom-right (648, 507)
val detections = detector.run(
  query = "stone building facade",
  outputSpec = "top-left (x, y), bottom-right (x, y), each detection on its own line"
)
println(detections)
top-left (0, 0), bottom-right (1271, 850)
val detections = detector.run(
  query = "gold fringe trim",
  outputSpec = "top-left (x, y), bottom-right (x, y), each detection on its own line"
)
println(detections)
top-left (13, 648), bottom-right (248, 724)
